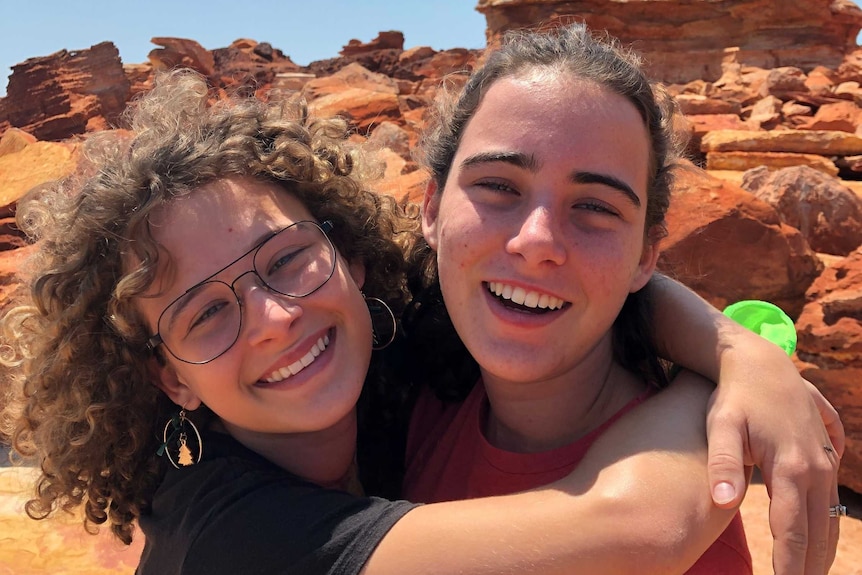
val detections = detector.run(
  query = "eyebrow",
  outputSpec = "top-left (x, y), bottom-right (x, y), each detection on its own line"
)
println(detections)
top-left (571, 172), bottom-right (641, 208)
top-left (460, 151), bottom-right (539, 172)
top-left (459, 151), bottom-right (642, 208)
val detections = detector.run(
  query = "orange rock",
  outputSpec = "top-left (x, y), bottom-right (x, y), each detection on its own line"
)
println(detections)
top-left (795, 250), bottom-right (862, 493)
top-left (705, 150), bottom-right (839, 176)
top-left (477, 0), bottom-right (862, 83)
top-left (702, 128), bottom-right (862, 155)
top-left (659, 165), bottom-right (823, 317)
top-left (340, 31), bottom-right (404, 57)
top-left (302, 63), bottom-right (399, 101)
top-left (0, 140), bottom-right (78, 209)
top-left (0, 128), bottom-right (37, 157)
top-left (308, 88), bottom-right (401, 132)
top-left (372, 166), bottom-right (429, 205)
top-left (741, 165), bottom-right (862, 255)
top-left (148, 37), bottom-right (215, 76)
top-left (797, 100), bottom-right (862, 133)
top-left (0, 42), bottom-right (130, 141)
top-left (675, 94), bottom-right (742, 116)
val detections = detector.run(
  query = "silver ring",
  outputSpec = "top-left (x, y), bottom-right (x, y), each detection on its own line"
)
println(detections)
top-left (829, 505), bottom-right (847, 518)
top-left (824, 444), bottom-right (835, 454)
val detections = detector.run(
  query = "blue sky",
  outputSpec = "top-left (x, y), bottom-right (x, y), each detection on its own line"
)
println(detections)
top-left (0, 0), bottom-right (487, 96)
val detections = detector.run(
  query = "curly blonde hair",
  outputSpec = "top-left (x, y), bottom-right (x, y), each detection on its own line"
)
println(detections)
top-left (0, 69), bottom-right (420, 544)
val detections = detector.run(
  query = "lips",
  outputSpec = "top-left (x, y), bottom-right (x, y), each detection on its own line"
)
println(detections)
top-left (487, 281), bottom-right (567, 311)
top-left (262, 334), bottom-right (330, 383)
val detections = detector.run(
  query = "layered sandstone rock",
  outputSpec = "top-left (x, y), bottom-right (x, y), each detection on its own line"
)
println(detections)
top-left (476, 0), bottom-right (862, 83)
top-left (0, 42), bottom-right (130, 141)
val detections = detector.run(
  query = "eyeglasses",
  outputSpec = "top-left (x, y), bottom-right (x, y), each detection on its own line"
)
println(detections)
top-left (147, 220), bottom-right (336, 364)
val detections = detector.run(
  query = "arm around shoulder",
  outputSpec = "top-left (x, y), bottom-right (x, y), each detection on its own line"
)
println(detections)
top-left (363, 372), bottom-right (741, 575)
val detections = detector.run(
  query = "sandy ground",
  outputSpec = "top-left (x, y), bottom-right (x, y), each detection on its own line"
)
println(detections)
top-left (0, 466), bottom-right (859, 573)
top-left (740, 480), bottom-right (862, 574)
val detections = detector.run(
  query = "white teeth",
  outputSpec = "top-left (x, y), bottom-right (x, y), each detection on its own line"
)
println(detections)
top-left (488, 282), bottom-right (566, 311)
top-left (511, 286), bottom-right (527, 305)
top-left (263, 335), bottom-right (329, 383)
top-left (288, 360), bottom-right (303, 375)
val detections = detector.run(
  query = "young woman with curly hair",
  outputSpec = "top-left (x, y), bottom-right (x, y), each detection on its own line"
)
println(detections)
top-left (0, 65), bottom-right (841, 574)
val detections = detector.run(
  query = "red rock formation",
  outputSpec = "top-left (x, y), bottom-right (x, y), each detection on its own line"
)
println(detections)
top-left (340, 31), bottom-right (405, 56)
top-left (796, 250), bottom-right (862, 493)
top-left (210, 38), bottom-right (303, 91)
top-left (658, 165), bottom-right (823, 318)
top-left (0, 42), bottom-right (130, 141)
top-left (476, 0), bottom-right (862, 83)
top-left (149, 37), bottom-right (216, 77)
top-left (741, 166), bottom-right (862, 255)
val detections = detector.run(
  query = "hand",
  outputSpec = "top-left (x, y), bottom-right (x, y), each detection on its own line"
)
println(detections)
top-left (704, 336), bottom-right (842, 575)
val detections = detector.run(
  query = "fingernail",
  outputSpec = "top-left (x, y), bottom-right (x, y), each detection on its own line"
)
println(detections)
top-left (713, 481), bottom-right (736, 504)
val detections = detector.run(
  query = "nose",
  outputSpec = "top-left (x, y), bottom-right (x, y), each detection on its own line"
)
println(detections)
top-left (505, 206), bottom-right (567, 266)
top-left (233, 271), bottom-right (303, 347)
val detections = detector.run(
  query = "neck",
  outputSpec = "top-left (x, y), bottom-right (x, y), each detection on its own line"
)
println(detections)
top-left (481, 339), bottom-right (644, 453)
top-left (223, 409), bottom-right (359, 489)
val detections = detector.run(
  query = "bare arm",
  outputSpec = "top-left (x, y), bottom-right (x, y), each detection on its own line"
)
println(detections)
top-left (364, 372), bottom-right (731, 575)
top-left (648, 273), bottom-right (841, 574)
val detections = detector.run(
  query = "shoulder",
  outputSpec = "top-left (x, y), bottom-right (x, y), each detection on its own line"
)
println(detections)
top-left (139, 433), bottom-right (418, 575)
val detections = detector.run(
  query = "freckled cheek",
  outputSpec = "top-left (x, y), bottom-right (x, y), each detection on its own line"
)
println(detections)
top-left (570, 241), bottom-right (636, 281)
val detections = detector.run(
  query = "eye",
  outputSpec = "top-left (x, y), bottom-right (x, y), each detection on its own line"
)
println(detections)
top-left (475, 180), bottom-right (519, 195)
top-left (188, 301), bottom-right (229, 332)
top-left (271, 249), bottom-right (299, 273)
top-left (574, 200), bottom-right (620, 217)
top-left (268, 244), bottom-right (310, 275)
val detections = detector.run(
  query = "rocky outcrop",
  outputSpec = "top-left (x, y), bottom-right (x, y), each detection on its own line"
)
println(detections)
top-left (0, 42), bottom-right (130, 141)
top-left (741, 166), bottom-right (862, 256)
top-left (476, 0), bottom-right (862, 84)
top-left (795, 250), bottom-right (862, 493)
top-left (658, 165), bottom-right (823, 318)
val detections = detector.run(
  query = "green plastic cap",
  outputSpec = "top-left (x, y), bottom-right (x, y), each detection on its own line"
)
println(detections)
top-left (722, 300), bottom-right (797, 356)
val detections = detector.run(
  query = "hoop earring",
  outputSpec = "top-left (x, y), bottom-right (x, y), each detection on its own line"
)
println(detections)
top-left (157, 408), bottom-right (203, 469)
top-left (364, 295), bottom-right (397, 350)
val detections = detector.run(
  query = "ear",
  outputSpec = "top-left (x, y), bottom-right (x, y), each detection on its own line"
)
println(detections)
top-left (421, 179), bottom-right (441, 252)
top-left (148, 358), bottom-right (202, 410)
top-left (629, 230), bottom-right (662, 293)
top-left (348, 260), bottom-right (366, 290)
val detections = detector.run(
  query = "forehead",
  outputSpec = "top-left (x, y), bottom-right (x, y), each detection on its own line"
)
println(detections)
top-left (452, 71), bottom-right (650, 195)
top-left (145, 176), bottom-right (313, 293)
top-left (149, 177), bottom-right (311, 235)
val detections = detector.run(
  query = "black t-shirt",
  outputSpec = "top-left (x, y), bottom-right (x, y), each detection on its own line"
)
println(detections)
top-left (137, 432), bottom-right (418, 575)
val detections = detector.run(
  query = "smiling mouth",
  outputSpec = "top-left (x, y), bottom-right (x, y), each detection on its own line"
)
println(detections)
top-left (262, 334), bottom-right (330, 383)
top-left (487, 281), bottom-right (569, 313)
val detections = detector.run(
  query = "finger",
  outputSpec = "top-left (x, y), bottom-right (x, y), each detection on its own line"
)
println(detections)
top-left (763, 469), bottom-right (807, 575)
top-left (705, 412), bottom-right (748, 508)
top-left (803, 471), bottom-right (831, 575)
top-left (806, 380), bottom-right (845, 458)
